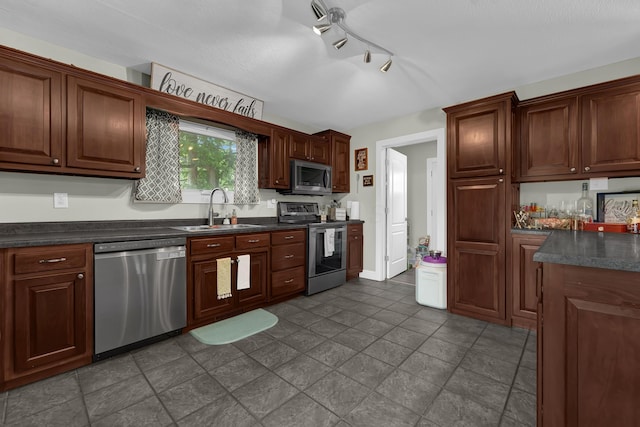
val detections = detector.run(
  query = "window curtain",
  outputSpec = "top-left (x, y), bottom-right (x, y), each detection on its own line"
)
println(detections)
top-left (134, 109), bottom-right (182, 203)
top-left (234, 130), bottom-right (260, 204)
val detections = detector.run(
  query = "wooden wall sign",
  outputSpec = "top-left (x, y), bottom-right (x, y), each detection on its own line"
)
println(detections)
top-left (355, 148), bottom-right (368, 171)
top-left (150, 63), bottom-right (263, 119)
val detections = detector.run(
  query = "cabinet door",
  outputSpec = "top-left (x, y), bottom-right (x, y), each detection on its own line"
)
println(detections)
top-left (446, 94), bottom-right (514, 179)
top-left (581, 84), bottom-right (640, 174)
top-left (237, 250), bottom-right (268, 308)
top-left (346, 224), bottom-right (363, 281)
top-left (289, 132), bottom-right (309, 161)
top-left (0, 56), bottom-right (63, 168)
top-left (448, 176), bottom-right (506, 322)
top-left (309, 137), bottom-right (330, 164)
top-left (331, 133), bottom-right (350, 193)
top-left (511, 234), bottom-right (546, 329)
top-left (518, 97), bottom-right (579, 180)
top-left (192, 259), bottom-right (238, 321)
top-left (541, 263), bottom-right (640, 427)
top-left (12, 272), bottom-right (90, 374)
top-left (268, 128), bottom-right (290, 189)
top-left (66, 75), bottom-right (145, 177)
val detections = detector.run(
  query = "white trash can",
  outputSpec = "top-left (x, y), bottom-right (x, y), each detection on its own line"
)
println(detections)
top-left (416, 256), bottom-right (447, 309)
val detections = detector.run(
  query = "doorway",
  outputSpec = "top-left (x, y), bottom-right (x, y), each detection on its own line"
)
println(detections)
top-left (372, 128), bottom-right (446, 282)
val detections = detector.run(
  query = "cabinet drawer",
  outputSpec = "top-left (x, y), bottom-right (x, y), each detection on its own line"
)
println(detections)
top-left (272, 243), bottom-right (305, 270)
top-left (271, 229), bottom-right (306, 245)
top-left (348, 224), bottom-right (363, 235)
top-left (190, 236), bottom-right (235, 255)
top-left (235, 233), bottom-right (270, 250)
top-left (12, 246), bottom-right (88, 275)
top-left (271, 266), bottom-right (306, 298)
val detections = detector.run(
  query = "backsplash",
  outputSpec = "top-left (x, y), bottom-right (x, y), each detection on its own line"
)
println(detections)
top-left (0, 171), bottom-right (345, 223)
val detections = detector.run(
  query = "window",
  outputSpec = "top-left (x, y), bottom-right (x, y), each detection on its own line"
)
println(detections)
top-left (179, 120), bottom-right (236, 203)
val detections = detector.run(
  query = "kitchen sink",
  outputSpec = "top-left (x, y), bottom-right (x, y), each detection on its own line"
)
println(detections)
top-left (171, 224), bottom-right (264, 232)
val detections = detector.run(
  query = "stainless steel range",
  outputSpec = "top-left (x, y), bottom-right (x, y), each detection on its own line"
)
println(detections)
top-left (278, 202), bottom-right (347, 295)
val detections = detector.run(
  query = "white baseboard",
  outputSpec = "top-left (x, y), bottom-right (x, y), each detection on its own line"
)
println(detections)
top-left (358, 269), bottom-right (380, 281)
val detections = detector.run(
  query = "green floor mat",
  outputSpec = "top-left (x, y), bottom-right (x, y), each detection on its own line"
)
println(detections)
top-left (189, 308), bottom-right (278, 345)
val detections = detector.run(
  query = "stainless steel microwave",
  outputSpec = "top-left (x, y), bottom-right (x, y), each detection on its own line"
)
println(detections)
top-left (280, 160), bottom-right (332, 195)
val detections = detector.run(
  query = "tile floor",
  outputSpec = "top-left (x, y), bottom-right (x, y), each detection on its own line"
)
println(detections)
top-left (0, 277), bottom-right (536, 427)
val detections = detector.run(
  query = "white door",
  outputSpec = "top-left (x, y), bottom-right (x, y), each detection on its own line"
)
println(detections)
top-left (386, 148), bottom-right (408, 278)
top-left (426, 158), bottom-right (438, 251)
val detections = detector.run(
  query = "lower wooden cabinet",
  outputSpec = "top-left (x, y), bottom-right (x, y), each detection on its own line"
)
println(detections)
top-left (539, 263), bottom-right (640, 426)
top-left (346, 223), bottom-right (363, 280)
top-left (270, 229), bottom-right (306, 299)
top-left (1, 244), bottom-right (93, 391)
top-left (510, 233), bottom-right (546, 329)
top-left (187, 233), bottom-right (269, 328)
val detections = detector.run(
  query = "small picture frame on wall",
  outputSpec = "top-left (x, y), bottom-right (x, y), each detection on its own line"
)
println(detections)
top-left (362, 175), bottom-right (374, 187)
top-left (355, 148), bottom-right (368, 171)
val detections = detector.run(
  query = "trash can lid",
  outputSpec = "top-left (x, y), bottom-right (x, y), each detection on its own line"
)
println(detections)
top-left (421, 255), bottom-right (447, 265)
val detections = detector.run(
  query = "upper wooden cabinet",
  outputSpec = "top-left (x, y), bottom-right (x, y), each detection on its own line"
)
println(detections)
top-left (445, 92), bottom-right (517, 179)
top-left (0, 46), bottom-right (146, 179)
top-left (66, 75), bottom-right (145, 176)
top-left (516, 76), bottom-right (640, 182)
top-left (289, 132), bottom-right (330, 165)
top-left (581, 82), bottom-right (640, 175)
top-left (258, 128), bottom-right (290, 190)
top-left (0, 53), bottom-right (63, 170)
top-left (315, 129), bottom-right (351, 193)
top-left (518, 96), bottom-right (579, 180)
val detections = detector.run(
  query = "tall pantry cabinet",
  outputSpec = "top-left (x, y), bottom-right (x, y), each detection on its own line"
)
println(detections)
top-left (444, 92), bottom-right (518, 324)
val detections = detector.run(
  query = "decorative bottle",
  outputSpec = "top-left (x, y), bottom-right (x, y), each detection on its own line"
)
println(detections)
top-left (627, 200), bottom-right (640, 234)
top-left (576, 183), bottom-right (593, 222)
top-left (231, 209), bottom-right (238, 225)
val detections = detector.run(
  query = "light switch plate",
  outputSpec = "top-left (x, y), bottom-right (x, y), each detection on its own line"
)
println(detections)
top-left (53, 192), bottom-right (68, 208)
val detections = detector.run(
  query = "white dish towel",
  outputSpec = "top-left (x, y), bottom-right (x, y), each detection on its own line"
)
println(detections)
top-left (237, 254), bottom-right (251, 290)
top-left (324, 228), bottom-right (335, 257)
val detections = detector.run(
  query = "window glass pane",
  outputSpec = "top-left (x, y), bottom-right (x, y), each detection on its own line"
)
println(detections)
top-left (178, 121), bottom-right (236, 194)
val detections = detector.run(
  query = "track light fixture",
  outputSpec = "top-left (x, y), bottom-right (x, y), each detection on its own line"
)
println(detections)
top-left (380, 58), bottom-right (392, 72)
top-left (311, 0), bottom-right (327, 21)
top-left (310, 0), bottom-right (394, 72)
top-left (333, 36), bottom-right (348, 50)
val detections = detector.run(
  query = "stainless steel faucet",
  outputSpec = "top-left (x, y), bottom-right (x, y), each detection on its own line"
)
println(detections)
top-left (208, 188), bottom-right (229, 226)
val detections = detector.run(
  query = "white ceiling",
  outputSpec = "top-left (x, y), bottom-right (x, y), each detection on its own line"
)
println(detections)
top-left (1, 0), bottom-right (640, 131)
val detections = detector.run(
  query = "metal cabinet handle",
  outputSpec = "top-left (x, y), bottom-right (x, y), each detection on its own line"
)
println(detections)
top-left (284, 235), bottom-right (294, 240)
top-left (134, 166), bottom-right (141, 172)
top-left (499, 168), bottom-right (504, 174)
top-left (354, 236), bottom-right (358, 240)
top-left (248, 239), bottom-right (260, 243)
top-left (77, 273), bottom-right (84, 279)
top-left (570, 167), bottom-right (576, 172)
top-left (584, 166), bottom-right (591, 172)
top-left (498, 178), bottom-right (504, 183)
top-left (284, 279), bottom-right (294, 284)
top-left (207, 243), bottom-right (221, 248)
top-left (52, 158), bottom-right (60, 165)
top-left (275, 180), bottom-right (279, 184)
top-left (38, 257), bottom-right (67, 264)
top-left (284, 254), bottom-right (294, 259)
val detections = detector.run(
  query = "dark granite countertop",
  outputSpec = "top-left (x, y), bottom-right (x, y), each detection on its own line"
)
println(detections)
top-left (511, 228), bottom-right (552, 236)
top-left (0, 218), bottom-right (364, 248)
top-left (533, 230), bottom-right (640, 272)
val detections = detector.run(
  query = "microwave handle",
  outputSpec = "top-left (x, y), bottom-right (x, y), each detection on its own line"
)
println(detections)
top-left (324, 169), bottom-right (329, 188)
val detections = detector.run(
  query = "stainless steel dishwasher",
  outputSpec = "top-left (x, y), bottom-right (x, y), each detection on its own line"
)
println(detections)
top-left (94, 237), bottom-right (187, 360)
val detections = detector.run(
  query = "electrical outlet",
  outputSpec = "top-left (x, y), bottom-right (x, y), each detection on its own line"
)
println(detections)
top-left (53, 192), bottom-right (68, 208)
top-left (267, 199), bottom-right (277, 209)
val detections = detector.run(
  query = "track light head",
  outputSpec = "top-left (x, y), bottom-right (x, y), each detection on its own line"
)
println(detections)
top-left (380, 58), bottom-right (392, 72)
top-left (333, 36), bottom-right (348, 50)
top-left (313, 23), bottom-right (332, 35)
top-left (311, 0), bottom-right (327, 21)
top-left (364, 49), bottom-right (371, 63)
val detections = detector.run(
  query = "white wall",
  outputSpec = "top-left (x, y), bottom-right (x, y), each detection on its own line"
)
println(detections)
top-left (393, 143), bottom-right (437, 251)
